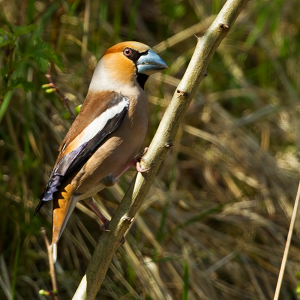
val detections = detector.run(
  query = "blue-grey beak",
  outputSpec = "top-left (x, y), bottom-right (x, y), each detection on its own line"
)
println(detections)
top-left (137, 49), bottom-right (168, 75)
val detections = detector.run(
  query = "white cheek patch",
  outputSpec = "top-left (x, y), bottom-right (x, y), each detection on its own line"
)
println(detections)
top-left (89, 59), bottom-right (126, 93)
top-left (79, 99), bottom-right (129, 145)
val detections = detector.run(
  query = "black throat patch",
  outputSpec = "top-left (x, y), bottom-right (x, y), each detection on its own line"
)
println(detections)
top-left (123, 48), bottom-right (149, 90)
top-left (136, 73), bottom-right (149, 90)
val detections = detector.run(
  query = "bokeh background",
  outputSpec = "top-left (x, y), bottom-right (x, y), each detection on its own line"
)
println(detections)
top-left (1, 0), bottom-right (300, 299)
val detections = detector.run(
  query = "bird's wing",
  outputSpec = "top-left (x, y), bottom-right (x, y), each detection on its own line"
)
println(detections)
top-left (34, 91), bottom-right (129, 215)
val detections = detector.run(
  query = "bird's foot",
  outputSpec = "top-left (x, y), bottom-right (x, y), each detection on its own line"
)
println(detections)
top-left (136, 161), bottom-right (150, 173)
top-left (100, 220), bottom-right (111, 232)
top-left (135, 147), bottom-right (150, 173)
top-left (114, 147), bottom-right (150, 179)
top-left (120, 236), bottom-right (126, 245)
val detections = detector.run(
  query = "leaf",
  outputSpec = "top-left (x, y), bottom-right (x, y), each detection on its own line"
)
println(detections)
top-left (9, 78), bottom-right (35, 92)
top-left (13, 25), bottom-right (37, 37)
top-left (0, 38), bottom-right (10, 48)
top-left (47, 51), bottom-right (64, 72)
top-left (34, 56), bottom-right (49, 72)
top-left (62, 111), bottom-right (71, 120)
top-left (41, 83), bottom-right (52, 89)
top-left (0, 65), bottom-right (9, 77)
top-left (45, 88), bottom-right (56, 94)
top-left (174, 4), bottom-right (186, 18)
top-left (75, 105), bottom-right (82, 115)
top-left (0, 29), bottom-right (12, 48)
top-left (30, 40), bottom-right (64, 71)
top-left (296, 283), bottom-right (300, 296)
top-left (0, 28), bottom-right (12, 38)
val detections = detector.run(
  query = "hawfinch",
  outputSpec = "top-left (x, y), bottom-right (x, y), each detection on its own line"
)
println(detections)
top-left (34, 41), bottom-right (168, 261)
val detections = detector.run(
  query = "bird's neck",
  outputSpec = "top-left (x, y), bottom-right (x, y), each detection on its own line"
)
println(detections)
top-left (88, 60), bottom-right (146, 100)
top-left (89, 58), bottom-right (138, 94)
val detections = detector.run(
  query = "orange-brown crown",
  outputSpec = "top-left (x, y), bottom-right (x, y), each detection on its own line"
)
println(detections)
top-left (101, 41), bottom-right (150, 58)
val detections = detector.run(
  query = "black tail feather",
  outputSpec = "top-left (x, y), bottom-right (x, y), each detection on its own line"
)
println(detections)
top-left (33, 198), bottom-right (45, 217)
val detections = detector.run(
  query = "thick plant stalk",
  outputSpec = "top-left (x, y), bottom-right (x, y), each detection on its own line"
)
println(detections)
top-left (73, 0), bottom-right (249, 299)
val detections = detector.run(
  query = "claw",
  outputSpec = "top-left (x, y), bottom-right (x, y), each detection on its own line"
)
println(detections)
top-left (120, 236), bottom-right (126, 245)
top-left (135, 147), bottom-right (149, 161)
top-left (135, 147), bottom-right (150, 173)
top-left (100, 221), bottom-right (111, 232)
top-left (136, 161), bottom-right (150, 173)
top-left (115, 146), bottom-right (150, 179)
top-left (140, 147), bottom-right (149, 157)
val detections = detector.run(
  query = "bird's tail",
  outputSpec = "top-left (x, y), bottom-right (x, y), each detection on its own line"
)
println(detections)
top-left (52, 243), bottom-right (57, 263)
top-left (52, 178), bottom-right (78, 262)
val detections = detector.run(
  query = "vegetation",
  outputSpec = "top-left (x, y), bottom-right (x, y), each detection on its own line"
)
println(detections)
top-left (1, 0), bottom-right (300, 299)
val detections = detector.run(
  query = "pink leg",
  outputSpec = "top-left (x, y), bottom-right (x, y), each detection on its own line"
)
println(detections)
top-left (84, 198), bottom-right (125, 243)
top-left (115, 147), bottom-right (150, 179)
top-left (84, 198), bottom-right (110, 231)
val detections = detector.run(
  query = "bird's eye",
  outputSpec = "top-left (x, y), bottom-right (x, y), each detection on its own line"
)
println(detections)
top-left (124, 48), bottom-right (132, 56)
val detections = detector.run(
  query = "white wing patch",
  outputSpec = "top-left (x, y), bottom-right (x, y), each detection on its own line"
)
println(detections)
top-left (79, 98), bottom-right (129, 145)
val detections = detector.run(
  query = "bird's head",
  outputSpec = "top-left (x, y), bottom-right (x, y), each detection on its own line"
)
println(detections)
top-left (89, 41), bottom-right (168, 92)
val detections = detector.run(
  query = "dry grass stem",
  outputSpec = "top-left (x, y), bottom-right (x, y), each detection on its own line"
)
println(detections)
top-left (273, 181), bottom-right (300, 300)
top-left (41, 227), bottom-right (59, 300)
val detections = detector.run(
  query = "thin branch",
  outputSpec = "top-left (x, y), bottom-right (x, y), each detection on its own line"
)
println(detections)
top-left (41, 227), bottom-right (59, 300)
top-left (73, 0), bottom-right (249, 299)
top-left (273, 181), bottom-right (300, 300)
top-left (45, 66), bottom-right (75, 119)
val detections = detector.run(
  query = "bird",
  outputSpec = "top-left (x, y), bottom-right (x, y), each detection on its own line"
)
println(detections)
top-left (34, 41), bottom-right (168, 262)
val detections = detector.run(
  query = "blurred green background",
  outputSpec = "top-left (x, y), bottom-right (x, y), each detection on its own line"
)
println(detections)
top-left (1, 0), bottom-right (300, 299)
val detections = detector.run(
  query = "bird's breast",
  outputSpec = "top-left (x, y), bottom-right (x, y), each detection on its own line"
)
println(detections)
top-left (74, 91), bottom-right (148, 194)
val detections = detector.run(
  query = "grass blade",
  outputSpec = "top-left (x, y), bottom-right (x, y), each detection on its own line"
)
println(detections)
top-left (11, 237), bottom-right (20, 300)
top-left (183, 261), bottom-right (189, 300)
top-left (0, 91), bottom-right (13, 124)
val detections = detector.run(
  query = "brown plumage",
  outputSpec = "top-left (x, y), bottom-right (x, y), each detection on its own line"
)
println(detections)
top-left (35, 41), bottom-right (168, 261)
